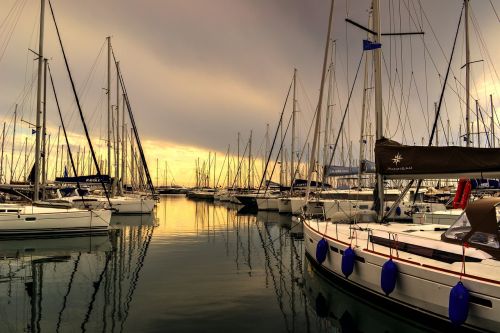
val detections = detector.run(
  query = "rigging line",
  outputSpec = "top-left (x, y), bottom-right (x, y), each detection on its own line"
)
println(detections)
top-left (111, 48), bottom-right (156, 198)
top-left (411, 73), bottom-right (431, 139)
top-left (64, 39), bottom-right (106, 131)
top-left (401, 74), bottom-right (415, 144)
top-left (0, 0), bottom-right (22, 32)
top-left (119, 226), bottom-right (155, 333)
top-left (48, 0), bottom-right (111, 205)
top-left (0, 0), bottom-right (27, 65)
top-left (48, 64), bottom-right (88, 205)
top-left (290, 106), bottom-right (317, 192)
top-left (413, 2), bottom-right (464, 205)
top-left (55, 252), bottom-right (81, 333)
top-left (490, 0), bottom-right (500, 22)
top-left (380, 52), bottom-right (404, 139)
top-left (230, 140), bottom-right (249, 189)
top-left (264, 111), bottom-right (293, 194)
top-left (215, 146), bottom-right (229, 188)
top-left (478, 105), bottom-right (491, 147)
top-left (469, 10), bottom-right (500, 101)
top-left (257, 73), bottom-right (293, 194)
top-left (323, 51), bottom-right (364, 185)
top-left (80, 252), bottom-right (112, 333)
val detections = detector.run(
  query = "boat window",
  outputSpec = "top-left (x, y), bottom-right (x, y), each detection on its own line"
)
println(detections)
top-left (443, 208), bottom-right (500, 250)
top-left (469, 231), bottom-right (499, 249)
top-left (497, 206), bottom-right (500, 226)
top-left (369, 235), bottom-right (481, 263)
top-left (443, 212), bottom-right (471, 242)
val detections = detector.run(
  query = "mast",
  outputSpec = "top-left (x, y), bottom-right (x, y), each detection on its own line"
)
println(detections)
top-left (34, 0), bottom-right (45, 201)
top-left (237, 132), bottom-right (240, 188)
top-left (121, 93), bottom-right (126, 187)
top-left (54, 126), bottom-right (60, 181)
top-left (491, 94), bottom-right (495, 148)
top-left (0, 123), bottom-right (5, 183)
top-left (291, 68), bottom-right (297, 187)
top-left (465, 0), bottom-right (471, 147)
top-left (10, 105), bottom-right (17, 183)
top-left (476, 99), bottom-right (480, 147)
top-left (435, 102), bottom-right (439, 146)
top-left (130, 128), bottom-right (135, 187)
top-left (373, 0), bottom-right (384, 218)
top-left (24, 137), bottom-right (27, 181)
top-left (248, 130), bottom-right (252, 189)
top-left (264, 123), bottom-right (269, 180)
top-left (358, 10), bottom-right (371, 190)
top-left (116, 61), bottom-right (121, 194)
top-left (280, 109), bottom-right (284, 186)
top-left (306, 0), bottom-right (334, 200)
top-left (41, 58), bottom-right (48, 197)
top-left (227, 145), bottom-right (230, 188)
top-left (107, 36), bottom-right (112, 177)
top-left (324, 42), bottom-right (334, 183)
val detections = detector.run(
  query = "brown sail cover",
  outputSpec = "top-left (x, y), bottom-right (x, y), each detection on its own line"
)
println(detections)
top-left (375, 138), bottom-right (500, 178)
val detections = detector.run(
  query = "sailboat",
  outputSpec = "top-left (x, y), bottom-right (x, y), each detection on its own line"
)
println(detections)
top-left (51, 37), bottom-right (156, 214)
top-left (303, 0), bottom-right (500, 330)
top-left (0, 0), bottom-right (111, 236)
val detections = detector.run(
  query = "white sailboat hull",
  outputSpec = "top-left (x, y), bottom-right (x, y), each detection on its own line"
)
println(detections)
top-left (278, 198), bottom-right (292, 213)
top-left (0, 204), bottom-right (111, 237)
top-left (303, 220), bottom-right (500, 331)
top-left (108, 197), bottom-right (156, 214)
top-left (54, 195), bottom-right (156, 214)
top-left (256, 197), bottom-right (279, 211)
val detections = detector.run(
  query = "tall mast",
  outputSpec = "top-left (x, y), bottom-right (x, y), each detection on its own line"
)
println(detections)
top-left (476, 99), bottom-right (480, 147)
top-left (306, 0), bottom-right (334, 200)
top-left (130, 128), bottom-right (135, 187)
top-left (465, 0), bottom-right (471, 147)
top-left (227, 145), bottom-right (230, 188)
top-left (248, 130), bottom-right (252, 189)
top-left (280, 107), bottom-right (284, 186)
top-left (121, 93), bottom-right (126, 187)
top-left (435, 102), bottom-right (439, 146)
top-left (34, 0), bottom-right (45, 201)
top-left (0, 123), bottom-right (5, 183)
top-left (291, 68), bottom-right (297, 187)
top-left (358, 9), bottom-right (371, 190)
top-left (107, 36), bottom-right (112, 177)
top-left (323, 43), bottom-right (334, 182)
top-left (491, 94), bottom-right (495, 148)
top-left (374, 0), bottom-right (384, 218)
top-left (41, 58), bottom-right (48, 196)
top-left (115, 61), bottom-right (121, 194)
top-left (237, 132), bottom-right (240, 188)
top-left (264, 123), bottom-right (269, 180)
top-left (10, 105), bottom-right (17, 183)
top-left (54, 126), bottom-right (60, 180)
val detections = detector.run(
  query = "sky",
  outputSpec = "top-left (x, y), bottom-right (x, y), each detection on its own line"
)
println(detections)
top-left (0, 0), bottom-right (499, 187)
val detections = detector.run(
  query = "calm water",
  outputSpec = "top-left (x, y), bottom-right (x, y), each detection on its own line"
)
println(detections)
top-left (0, 196), bottom-right (439, 333)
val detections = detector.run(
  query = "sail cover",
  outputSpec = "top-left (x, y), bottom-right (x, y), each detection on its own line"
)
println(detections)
top-left (324, 160), bottom-right (376, 177)
top-left (55, 174), bottom-right (112, 184)
top-left (375, 138), bottom-right (500, 179)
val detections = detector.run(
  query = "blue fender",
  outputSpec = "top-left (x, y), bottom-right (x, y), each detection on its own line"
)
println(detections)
top-left (381, 258), bottom-right (398, 295)
top-left (341, 247), bottom-right (356, 278)
top-left (316, 238), bottom-right (328, 264)
top-left (449, 281), bottom-right (469, 326)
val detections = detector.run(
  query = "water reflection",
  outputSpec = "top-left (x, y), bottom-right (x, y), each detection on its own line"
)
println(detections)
top-left (0, 212), bottom-right (156, 333)
top-left (0, 197), bottom-right (457, 332)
